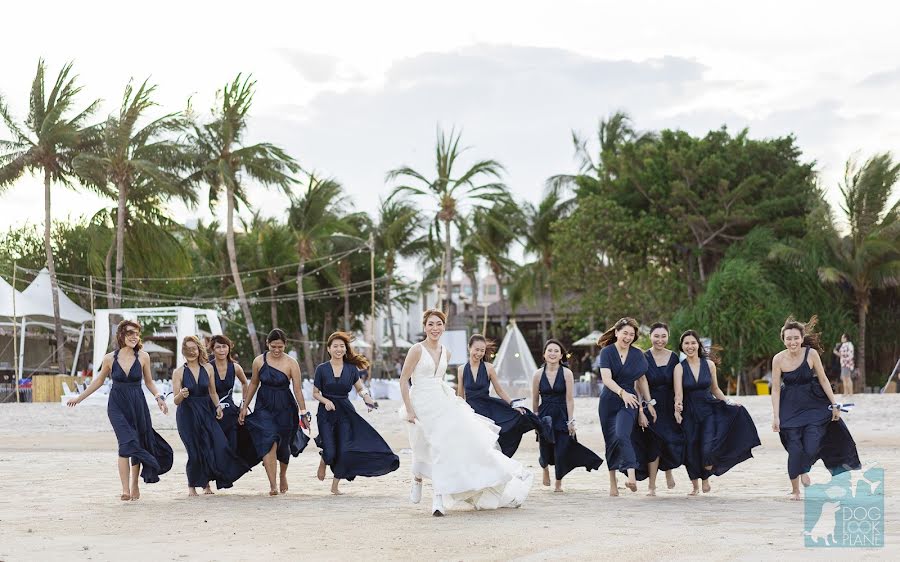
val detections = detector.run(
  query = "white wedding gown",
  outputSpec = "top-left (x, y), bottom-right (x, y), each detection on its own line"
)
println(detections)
top-left (400, 344), bottom-right (532, 509)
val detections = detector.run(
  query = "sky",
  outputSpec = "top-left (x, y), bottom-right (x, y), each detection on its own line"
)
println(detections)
top-left (2, 0), bottom-right (899, 235)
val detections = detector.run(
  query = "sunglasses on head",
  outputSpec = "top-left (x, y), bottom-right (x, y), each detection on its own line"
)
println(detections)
top-left (125, 330), bottom-right (140, 336)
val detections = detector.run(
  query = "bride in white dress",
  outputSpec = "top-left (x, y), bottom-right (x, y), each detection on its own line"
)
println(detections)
top-left (400, 309), bottom-right (533, 516)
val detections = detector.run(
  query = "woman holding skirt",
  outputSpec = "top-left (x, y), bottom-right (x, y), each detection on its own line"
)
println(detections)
top-left (458, 334), bottom-right (553, 457)
top-left (533, 339), bottom-right (603, 492)
top-left (674, 330), bottom-right (761, 495)
top-left (772, 316), bottom-right (860, 500)
top-left (313, 331), bottom-right (399, 495)
top-left (209, 334), bottom-right (249, 452)
top-left (67, 320), bottom-right (173, 501)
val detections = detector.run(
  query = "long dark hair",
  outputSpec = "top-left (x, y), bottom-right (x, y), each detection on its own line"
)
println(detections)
top-left (266, 328), bottom-right (288, 345)
top-left (115, 320), bottom-right (143, 353)
top-left (597, 317), bottom-right (640, 348)
top-left (780, 315), bottom-right (824, 353)
top-left (678, 329), bottom-right (720, 364)
top-left (208, 334), bottom-right (235, 362)
top-left (542, 338), bottom-right (568, 367)
top-left (326, 331), bottom-right (370, 370)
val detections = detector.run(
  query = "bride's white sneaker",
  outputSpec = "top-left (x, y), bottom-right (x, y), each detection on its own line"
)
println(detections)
top-left (410, 479), bottom-right (423, 504)
top-left (432, 494), bottom-right (445, 517)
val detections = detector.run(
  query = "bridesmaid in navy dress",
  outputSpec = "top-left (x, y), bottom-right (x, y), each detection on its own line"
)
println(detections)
top-left (457, 334), bottom-right (553, 457)
top-left (674, 330), bottom-right (761, 495)
top-left (239, 329), bottom-right (310, 496)
top-left (67, 320), bottom-right (173, 501)
top-left (313, 332), bottom-right (399, 494)
top-left (173, 336), bottom-right (250, 496)
top-left (772, 316), bottom-right (860, 500)
top-left (597, 317), bottom-right (657, 496)
top-left (640, 322), bottom-right (685, 494)
top-left (532, 339), bottom-right (603, 492)
top-left (209, 335), bottom-right (249, 452)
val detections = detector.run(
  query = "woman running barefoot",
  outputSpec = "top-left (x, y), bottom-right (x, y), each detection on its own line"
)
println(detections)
top-left (533, 339), bottom-right (603, 492)
top-left (173, 336), bottom-right (250, 496)
top-left (674, 330), bottom-right (761, 496)
top-left (239, 329), bottom-right (310, 496)
top-left (209, 335), bottom-right (249, 452)
top-left (597, 318), bottom-right (656, 496)
top-left (401, 309), bottom-right (532, 516)
top-left (458, 334), bottom-right (553, 457)
top-left (772, 316), bottom-right (860, 500)
top-left (640, 322), bottom-right (685, 495)
top-left (313, 332), bottom-right (399, 495)
top-left (67, 321), bottom-right (173, 501)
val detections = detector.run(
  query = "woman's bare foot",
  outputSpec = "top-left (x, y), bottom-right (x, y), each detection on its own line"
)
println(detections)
top-left (317, 460), bottom-right (327, 481)
top-left (188, 488), bottom-right (199, 497)
top-left (542, 469), bottom-right (551, 487)
top-left (688, 488), bottom-right (700, 496)
top-left (331, 479), bottom-right (343, 495)
top-left (789, 491), bottom-right (801, 501)
top-left (800, 474), bottom-right (811, 487)
top-left (268, 489), bottom-right (279, 496)
top-left (647, 487), bottom-right (657, 497)
top-left (553, 481), bottom-right (563, 493)
top-left (130, 487), bottom-right (140, 501)
top-left (203, 486), bottom-right (214, 495)
top-left (610, 487), bottom-right (620, 497)
top-left (666, 472), bottom-right (676, 489)
top-left (119, 493), bottom-right (131, 501)
top-left (279, 475), bottom-right (289, 494)
top-left (625, 480), bottom-right (637, 492)
top-left (702, 480), bottom-right (711, 493)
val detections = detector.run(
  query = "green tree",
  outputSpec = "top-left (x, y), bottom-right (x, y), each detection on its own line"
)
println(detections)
top-left (0, 60), bottom-right (99, 372)
top-left (73, 79), bottom-right (195, 307)
top-left (471, 200), bottom-right (521, 328)
top-left (186, 74), bottom-right (300, 356)
top-left (387, 127), bottom-right (508, 313)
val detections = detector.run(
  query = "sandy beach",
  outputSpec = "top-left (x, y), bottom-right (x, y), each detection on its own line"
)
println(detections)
top-left (0, 394), bottom-right (896, 561)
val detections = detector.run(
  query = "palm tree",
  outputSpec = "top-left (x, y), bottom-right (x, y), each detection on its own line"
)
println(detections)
top-left (0, 60), bottom-right (99, 372)
top-left (386, 127), bottom-right (508, 313)
top-left (819, 154), bottom-right (900, 383)
top-left (471, 200), bottom-right (521, 328)
top-left (186, 74), bottom-right (300, 356)
top-left (74, 79), bottom-right (195, 307)
top-left (522, 186), bottom-right (567, 339)
top-left (374, 198), bottom-right (427, 361)
top-left (241, 212), bottom-right (295, 330)
top-left (458, 220), bottom-right (482, 329)
top-left (287, 174), bottom-right (351, 376)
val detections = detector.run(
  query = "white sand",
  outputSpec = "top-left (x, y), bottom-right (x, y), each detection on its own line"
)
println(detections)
top-left (0, 395), bottom-right (896, 561)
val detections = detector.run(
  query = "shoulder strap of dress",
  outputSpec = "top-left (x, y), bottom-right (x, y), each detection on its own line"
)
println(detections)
top-left (803, 346), bottom-right (811, 363)
top-left (113, 349), bottom-right (119, 360)
top-left (262, 351), bottom-right (268, 366)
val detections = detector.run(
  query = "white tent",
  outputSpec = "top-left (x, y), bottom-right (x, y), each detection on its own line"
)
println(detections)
top-left (141, 341), bottom-right (174, 355)
top-left (381, 336), bottom-right (414, 349)
top-left (0, 276), bottom-right (26, 319)
top-left (13, 269), bottom-right (92, 378)
top-left (572, 330), bottom-right (603, 347)
top-left (493, 321), bottom-right (538, 397)
top-left (93, 307), bottom-right (223, 370)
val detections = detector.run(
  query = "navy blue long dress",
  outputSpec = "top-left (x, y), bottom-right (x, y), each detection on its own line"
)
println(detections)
top-left (598, 345), bottom-right (649, 473)
top-left (634, 350), bottom-right (686, 480)
top-left (680, 358), bottom-right (760, 480)
top-left (538, 365), bottom-right (603, 480)
top-left (313, 362), bottom-right (399, 480)
top-left (241, 353), bottom-right (309, 466)
top-left (107, 349), bottom-right (173, 483)
top-left (778, 347), bottom-right (860, 479)
top-left (175, 364), bottom-right (250, 489)
top-left (463, 361), bottom-right (553, 457)
top-left (212, 361), bottom-right (240, 452)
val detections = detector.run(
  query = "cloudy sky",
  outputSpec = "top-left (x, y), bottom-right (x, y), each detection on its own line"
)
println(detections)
top-left (2, 0), bottom-right (899, 233)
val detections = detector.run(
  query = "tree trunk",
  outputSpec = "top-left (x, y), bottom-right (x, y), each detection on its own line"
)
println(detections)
top-left (114, 182), bottom-right (128, 308)
top-left (468, 272), bottom-right (479, 330)
top-left (43, 169), bottom-right (66, 373)
top-left (443, 219), bottom-right (453, 314)
top-left (226, 184), bottom-right (261, 357)
top-left (104, 239), bottom-right (115, 309)
top-left (857, 295), bottom-right (868, 389)
top-left (493, 263), bottom-right (508, 329)
top-left (386, 268), bottom-right (399, 366)
top-left (540, 272), bottom-right (549, 342)
top-left (340, 259), bottom-right (351, 331)
top-left (295, 260), bottom-right (315, 377)
top-left (269, 285), bottom-right (278, 329)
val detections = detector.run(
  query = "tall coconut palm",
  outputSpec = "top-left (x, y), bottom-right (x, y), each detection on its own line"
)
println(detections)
top-left (521, 186), bottom-right (567, 339)
top-left (0, 60), bottom-right (99, 372)
top-left (386, 127), bottom-right (508, 313)
top-left (186, 74), bottom-right (300, 356)
top-left (457, 220), bottom-right (482, 329)
top-left (74, 79), bottom-right (195, 307)
top-left (374, 198), bottom-right (428, 361)
top-left (819, 154), bottom-right (900, 383)
top-left (287, 174), bottom-right (351, 376)
top-left (241, 212), bottom-right (296, 330)
top-left (471, 199), bottom-right (521, 328)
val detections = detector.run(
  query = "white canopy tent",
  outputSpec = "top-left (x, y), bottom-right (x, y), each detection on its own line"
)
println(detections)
top-left (0, 275), bottom-right (24, 319)
top-left (572, 330), bottom-right (603, 347)
top-left (141, 341), bottom-right (174, 355)
top-left (381, 336), bottom-right (414, 349)
top-left (493, 321), bottom-right (538, 397)
top-left (93, 307), bottom-right (223, 370)
top-left (10, 269), bottom-right (93, 378)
